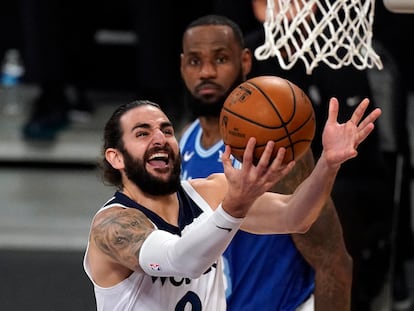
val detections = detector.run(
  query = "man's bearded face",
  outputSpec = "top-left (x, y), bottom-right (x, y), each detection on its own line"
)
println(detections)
top-left (122, 145), bottom-right (182, 196)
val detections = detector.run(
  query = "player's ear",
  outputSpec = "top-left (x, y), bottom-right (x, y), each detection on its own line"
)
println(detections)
top-left (105, 148), bottom-right (124, 169)
top-left (241, 48), bottom-right (252, 78)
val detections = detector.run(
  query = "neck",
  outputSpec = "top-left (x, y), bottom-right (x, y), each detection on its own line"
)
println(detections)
top-left (198, 115), bottom-right (222, 149)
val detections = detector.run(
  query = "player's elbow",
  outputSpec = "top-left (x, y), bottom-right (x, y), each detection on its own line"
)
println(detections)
top-left (166, 258), bottom-right (215, 279)
top-left (295, 222), bottom-right (312, 234)
top-left (336, 249), bottom-right (353, 285)
top-left (184, 264), bottom-right (212, 279)
top-left (288, 214), bottom-right (317, 234)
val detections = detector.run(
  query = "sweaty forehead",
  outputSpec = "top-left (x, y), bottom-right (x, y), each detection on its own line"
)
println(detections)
top-left (183, 25), bottom-right (235, 52)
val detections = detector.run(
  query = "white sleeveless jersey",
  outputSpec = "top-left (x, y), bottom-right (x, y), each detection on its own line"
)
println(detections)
top-left (83, 181), bottom-right (226, 311)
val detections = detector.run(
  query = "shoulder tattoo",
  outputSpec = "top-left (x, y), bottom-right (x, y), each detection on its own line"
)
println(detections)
top-left (92, 208), bottom-right (154, 269)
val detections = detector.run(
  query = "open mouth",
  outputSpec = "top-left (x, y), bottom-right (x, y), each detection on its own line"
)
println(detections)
top-left (147, 152), bottom-right (169, 168)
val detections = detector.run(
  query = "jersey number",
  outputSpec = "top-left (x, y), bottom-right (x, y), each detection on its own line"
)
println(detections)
top-left (175, 291), bottom-right (202, 310)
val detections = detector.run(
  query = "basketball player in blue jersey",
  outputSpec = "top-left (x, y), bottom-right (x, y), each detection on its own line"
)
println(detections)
top-left (179, 15), bottom-right (352, 310)
top-left (83, 98), bottom-right (379, 310)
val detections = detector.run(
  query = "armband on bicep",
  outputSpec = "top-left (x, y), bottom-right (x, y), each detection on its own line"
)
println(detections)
top-left (139, 204), bottom-right (243, 278)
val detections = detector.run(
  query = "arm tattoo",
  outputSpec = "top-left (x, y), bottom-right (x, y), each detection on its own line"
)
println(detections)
top-left (271, 150), bottom-right (314, 194)
top-left (92, 208), bottom-right (154, 270)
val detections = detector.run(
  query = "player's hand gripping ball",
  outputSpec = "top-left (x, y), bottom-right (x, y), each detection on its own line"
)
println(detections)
top-left (219, 76), bottom-right (316, 165)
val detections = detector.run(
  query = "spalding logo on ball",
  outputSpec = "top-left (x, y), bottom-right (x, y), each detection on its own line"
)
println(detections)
top-left (219, 75), bottom-right (316, 164)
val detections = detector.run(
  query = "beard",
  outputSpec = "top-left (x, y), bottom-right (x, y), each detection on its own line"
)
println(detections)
top-left (185, 72), bottom-right (245, 118)
top-left (122, 146), bottom-right (182, 196)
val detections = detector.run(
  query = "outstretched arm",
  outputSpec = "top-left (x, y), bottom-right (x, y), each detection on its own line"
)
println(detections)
top-left (240, 97), bottom-right (381, 234)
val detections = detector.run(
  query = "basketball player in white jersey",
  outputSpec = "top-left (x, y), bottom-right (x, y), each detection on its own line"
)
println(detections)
top-left (83, 99), bottom-right (380, 310)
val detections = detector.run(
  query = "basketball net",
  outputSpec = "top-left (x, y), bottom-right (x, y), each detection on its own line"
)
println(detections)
top-left (254, 0), bottom-right (384, 74)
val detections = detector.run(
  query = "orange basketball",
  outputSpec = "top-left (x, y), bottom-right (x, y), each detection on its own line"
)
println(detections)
top-left (219, 76), bottom-right (316, 164)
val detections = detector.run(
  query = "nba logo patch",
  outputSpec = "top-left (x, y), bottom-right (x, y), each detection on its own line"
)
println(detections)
top-left (149, 263), bottom-right (161, 271)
